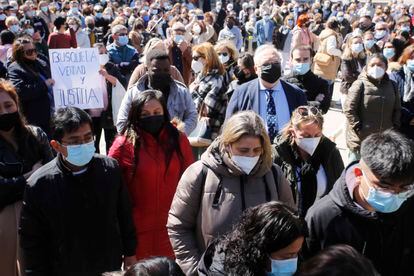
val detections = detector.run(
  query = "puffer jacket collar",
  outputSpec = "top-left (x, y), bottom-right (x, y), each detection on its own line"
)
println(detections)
top-left (201, 137), bottom-right (271, 178)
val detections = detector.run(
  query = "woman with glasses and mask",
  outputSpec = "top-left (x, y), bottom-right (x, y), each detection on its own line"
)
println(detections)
top-left (8, 36), bottom-right (55, 136)
top-left (198, 201), bottom-right (306, 276)
top-left (189, 42), bottom-right (225, 149)
top-left (168, 111), bottom-right (294, 276)
top-left (273, 106), bottom-right (344, 217)
top-left (214, 40), bottom-right (238, 92)
top-left (108, 89), bottom-right (194, 261)
top-left (344, 53), bottom-right (401, 162)
top-left (0, 80), bottom-right (53, 276)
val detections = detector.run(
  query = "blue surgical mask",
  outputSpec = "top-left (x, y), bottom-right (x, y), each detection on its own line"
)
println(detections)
top-left (401, 25), bottom-right (411, 33)
top-left (293, 62), bottom-right (310, 75)
top-left (95, 12), bottom-right (102, 18)
top-left (383, 48), bottom-right (395, 59)
top-left (143, 15), bottom-right (150, 22)
top-left (269, 257), bottom-right (298, 276)
top-left (363, 173), bottom-right (412, 213)
top-left (117, 35), bottom-right (129, 46)
top-left (407, 59), bottom-right (414, 72)
top-left (64, 140), bottom-right (96, 167)
top-left (364, 39), bottom-right (375, 49)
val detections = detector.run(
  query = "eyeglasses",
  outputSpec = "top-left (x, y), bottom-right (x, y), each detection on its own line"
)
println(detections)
top-left (61, 137), bottom-right (95, 146)
top-left (24, 48), bottom-right (37, 56)
top-left (296, 106), bottom-right (321, 117)
top-left (362, 170), bottom-right (414, 196)
top-left (218, 52), bottom-right (229, 57)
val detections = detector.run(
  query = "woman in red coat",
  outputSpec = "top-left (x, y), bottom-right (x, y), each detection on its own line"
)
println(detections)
top-left (109, 89), bottom-right (194, 260)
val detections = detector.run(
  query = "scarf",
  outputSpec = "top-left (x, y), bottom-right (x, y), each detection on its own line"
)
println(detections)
top-left (403, 65), bottom-right (414, 102)
top-left (290, 139), bottom-right (326, 217)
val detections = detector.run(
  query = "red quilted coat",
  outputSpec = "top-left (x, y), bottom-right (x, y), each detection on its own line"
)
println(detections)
top-left (108, 127), bottom-right (194, 260)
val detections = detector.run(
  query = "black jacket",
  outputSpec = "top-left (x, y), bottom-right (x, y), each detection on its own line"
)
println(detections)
top-left (0, 126), bottom-right (53, 210)
top-left (273, 135), bottom-right (344, 216)
top-left (19, 154), bottom-right (137, 276)
top-left (283, 70), bottom-right (332, 114)
top-left (305, 164), bottom-right (414, 276)
top-left (7, 59), bottom-right (52, 135)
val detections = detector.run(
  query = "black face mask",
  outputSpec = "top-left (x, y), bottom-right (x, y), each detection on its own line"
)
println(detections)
top-left (234, 67), bottom-right (251, 83)
top-left (0, 111), bottom-right (19, 131)
top-left (138, 115), bottom-right (165, 135)
top-left (150, 73), bottom-right (172, 94)
top-left (260, 63), bottom-right (281, 84)
top-left (87, 23), bottom-right (95, 29)
top-left (227, 22), bottom-right (234, 29)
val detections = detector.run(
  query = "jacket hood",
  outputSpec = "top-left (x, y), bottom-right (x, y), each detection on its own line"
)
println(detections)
top-left (201, 137), bottom-right (272, 178)
top-left (328, 163), bottom-right (378, 220)
top-left (319, 28), bottom-right (337, 40)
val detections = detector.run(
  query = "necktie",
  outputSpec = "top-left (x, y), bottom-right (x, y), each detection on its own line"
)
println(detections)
top-left (266, 89), bottom-right (278, 142)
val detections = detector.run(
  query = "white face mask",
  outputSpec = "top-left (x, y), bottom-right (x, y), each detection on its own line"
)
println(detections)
top-left (191, 59), bottom-right (204, 74)
top-left (193, 24), bottom-right (201, 34)
top-left (231, 155), bottom-right (260, 175)
top-left (296, 136), bottom-right (321, 156)
top-left (99, 53), bottom-right (109, 65)
top-left (367, 65), bottom-right (385, 79)
top-left (351, 43), bottom-right (364, 54)
top-left (219, 54), bottom-right (230, 64)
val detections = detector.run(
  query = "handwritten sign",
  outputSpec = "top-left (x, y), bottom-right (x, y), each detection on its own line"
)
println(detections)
top-left (49, 48), bottom-right (105, 109)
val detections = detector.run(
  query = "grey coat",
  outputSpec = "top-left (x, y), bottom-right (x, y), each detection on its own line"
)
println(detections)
top-left (344, 71), bottom-right (401, 152)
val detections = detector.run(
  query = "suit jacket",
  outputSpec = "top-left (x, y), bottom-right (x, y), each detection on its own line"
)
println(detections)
top-left (225, 78), bottom-right (307, 120)
top-left (255, 19), bottom-right (276, 45)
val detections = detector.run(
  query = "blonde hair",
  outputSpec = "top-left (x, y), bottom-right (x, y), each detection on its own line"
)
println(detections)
top-left (281, 106), bottom-right (324, 143)
top-left (193, 42), bottom-right (225, 76)
top-left (219, 111), bottom-right (272, 169)
top-left (342, 34), bottom-right (366, 60)
top-left (214, 40), bottom-right (239, 62)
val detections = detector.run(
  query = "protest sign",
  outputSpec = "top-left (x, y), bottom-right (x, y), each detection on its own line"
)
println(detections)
top-left (49, 48), bottom-right (105, 109)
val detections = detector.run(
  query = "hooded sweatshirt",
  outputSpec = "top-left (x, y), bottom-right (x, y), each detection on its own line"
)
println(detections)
top-left (305, 164), bottom-right (414, 276)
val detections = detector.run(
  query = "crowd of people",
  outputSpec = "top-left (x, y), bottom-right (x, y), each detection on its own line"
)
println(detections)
top-left (1, 0), bottom-right (414, 275)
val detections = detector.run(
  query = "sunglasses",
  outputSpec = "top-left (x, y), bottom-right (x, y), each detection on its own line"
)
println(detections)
top-left (192, 55), bottom-right (202, 61)
top-left (24, 48), bottom-right (37, 55)
top-left (218, 52), bottom-right (229, 57)
top-left (296, 106), bottom-right (320, 116)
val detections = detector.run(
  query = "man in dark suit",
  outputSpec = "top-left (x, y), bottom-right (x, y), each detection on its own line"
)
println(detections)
top-left (226, 44), bottom-right (307, 143)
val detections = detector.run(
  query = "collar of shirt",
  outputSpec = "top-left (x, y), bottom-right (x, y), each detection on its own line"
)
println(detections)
top-left (259, 79), bottom-right (280, 92)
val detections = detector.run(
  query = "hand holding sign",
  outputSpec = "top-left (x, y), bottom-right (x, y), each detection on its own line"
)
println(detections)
top-left (45, 79), bottom-right (55, 88)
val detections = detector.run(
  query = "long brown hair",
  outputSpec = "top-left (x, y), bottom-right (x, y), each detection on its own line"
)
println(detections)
top-left (193, 42), bottom-right (225, 76)
top-left (0, 79), bottom-right (45, 162)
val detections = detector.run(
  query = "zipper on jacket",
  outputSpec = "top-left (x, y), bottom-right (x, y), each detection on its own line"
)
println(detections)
top-left (380, 94), bottom-right (384, 132)
top-left (240, 176), bottom-right (246, 211)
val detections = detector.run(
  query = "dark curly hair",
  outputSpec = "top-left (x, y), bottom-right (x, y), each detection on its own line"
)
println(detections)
top-left (218, 201), bottom-right (307, 275)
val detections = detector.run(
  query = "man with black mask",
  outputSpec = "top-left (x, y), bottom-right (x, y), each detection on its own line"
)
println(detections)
top-left (226, 45), bottom-right (307, 143)
top-left (116, 49), bottom-right (197, 135)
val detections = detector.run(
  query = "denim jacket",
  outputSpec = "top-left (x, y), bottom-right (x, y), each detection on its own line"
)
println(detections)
top-left (116, 74), bottom-right (197, 135)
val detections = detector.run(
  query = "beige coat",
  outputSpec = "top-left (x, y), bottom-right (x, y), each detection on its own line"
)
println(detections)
top-left (344, 71), bottom-right (401, 152)
top-left (313, 29), bottom-right (342, 81)
top-left (167, 139), bottom-right (295, 275)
